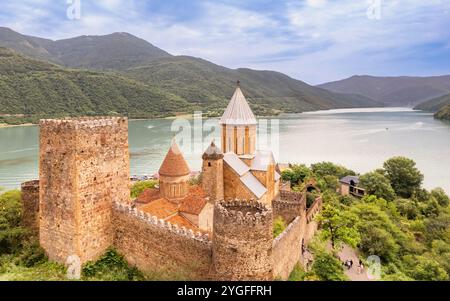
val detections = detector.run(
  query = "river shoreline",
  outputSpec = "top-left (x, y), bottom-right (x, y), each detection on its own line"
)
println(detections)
top-left (0, 123), bottom-right (35, 129)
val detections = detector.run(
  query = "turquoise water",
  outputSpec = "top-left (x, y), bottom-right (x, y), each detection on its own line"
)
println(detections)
top-left (1, 108), bottom-right (449, 193)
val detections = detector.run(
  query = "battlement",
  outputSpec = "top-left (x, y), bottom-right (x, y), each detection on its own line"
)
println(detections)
top-left (21, 180), bottom-right (39, 190)
top-left (113, 202), bottom-right (211, 245)
top-left (214, 199), bottom-right (272, 226)
top-left (280, 190), bottom-right (304, 203)
top-left (40, 116), bottom-right (127, 129)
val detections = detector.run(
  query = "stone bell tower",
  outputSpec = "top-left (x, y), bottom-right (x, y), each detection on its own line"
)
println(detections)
top-left (220, 81), bottom-right (257, 159)
top-left (201, 141), bottom-right (224, 201)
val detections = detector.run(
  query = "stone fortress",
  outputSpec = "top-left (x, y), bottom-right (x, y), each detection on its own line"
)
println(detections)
top-left (20, 82), bottom-right (322, 280)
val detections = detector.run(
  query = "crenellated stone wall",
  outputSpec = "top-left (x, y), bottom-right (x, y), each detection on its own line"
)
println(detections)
top-left (273, 190), bottom-right (306, 223)
top-left (212, 200), bottom-right (273, 280)
top-left (272, 216), bottom-right (303, 280)
top-left (112, 202), bottom-right (212, 279)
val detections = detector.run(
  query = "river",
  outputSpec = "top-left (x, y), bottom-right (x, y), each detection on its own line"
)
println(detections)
top-left (1, 108), bottom-right (449, 193)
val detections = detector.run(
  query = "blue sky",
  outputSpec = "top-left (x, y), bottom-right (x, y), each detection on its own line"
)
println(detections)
top-left (1, 0), bottom-right (450, 84)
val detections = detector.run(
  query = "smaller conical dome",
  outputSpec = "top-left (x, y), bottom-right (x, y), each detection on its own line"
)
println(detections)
top-left (202, 141), bottom-right (223, 160)
top-left (159, 140), bottom-right (190, 177)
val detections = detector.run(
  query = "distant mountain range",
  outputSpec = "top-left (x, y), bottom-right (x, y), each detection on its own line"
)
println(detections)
top-left (414, 93), bottom-right (450, 112)
top-left (0, 27), bottom-right (381, 122)
top-left (318, 75), bottom-right (450, 108)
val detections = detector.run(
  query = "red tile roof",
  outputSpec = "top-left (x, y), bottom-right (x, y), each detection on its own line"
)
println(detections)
top-left (179, 186), bottom-right (207, 215)
top-left (140, 198), bottom-right (178, 219)
top-left (135, 188), bottom-right (160, 204)
top-left (167, 214), bottom-right (197, 230)
top-left (158, 140), bottom-right (190, 177)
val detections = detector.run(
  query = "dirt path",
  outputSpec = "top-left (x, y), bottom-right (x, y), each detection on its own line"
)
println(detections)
top-left (337, 244), bottom-right (372, 281)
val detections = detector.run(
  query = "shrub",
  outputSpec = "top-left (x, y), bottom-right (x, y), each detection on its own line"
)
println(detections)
top-left (0, 190), bottom-right (27, 254)
top-left (431, 188), bottom-right (449, 207)
top-left (273, 217), bottom-right (287, 238)
top-left (312, 251), bottom-right (347, 281)
top-left (82, 248), bottom-right (144, 281)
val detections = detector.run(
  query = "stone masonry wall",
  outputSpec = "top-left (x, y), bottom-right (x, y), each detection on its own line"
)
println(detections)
top-left (273, 190), bottom-right (306, 223)
top-left (21, 180), bottom-right (40, 234)
top-left (112, 202), bottom-right (212, 280)
top-left (39, 117), bottom-right (129, 264)
top-left (212, 200), bottom-right (273, 280)
top-left (223, 163), bottom-right (256, 201)
top-left (272, 216), bottom-right (303, 280)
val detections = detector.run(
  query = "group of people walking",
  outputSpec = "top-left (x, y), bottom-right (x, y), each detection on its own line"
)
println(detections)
top-left (344, 258), bottom-right (364, 274)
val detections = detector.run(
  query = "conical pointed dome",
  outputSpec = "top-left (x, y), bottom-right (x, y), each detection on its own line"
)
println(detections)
top-left (158, 140), bottom-right (190, 177)
top-left (220, 82), bottom-right (257, 125)
top-left (202, 140), bottom-right (223, 160)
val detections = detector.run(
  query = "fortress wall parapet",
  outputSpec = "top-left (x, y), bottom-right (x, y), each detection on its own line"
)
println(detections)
top-left (212, 200), bottom-right (273, 280)
top-left (272, 216), bottom-right (303, 280)
top-left (273, 191), bottom-right (305, 224)
top-left (112, 202), bottom-right (212, 279)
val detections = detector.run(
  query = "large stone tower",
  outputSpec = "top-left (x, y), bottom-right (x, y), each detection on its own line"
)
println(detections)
top-left (212, 200), bottom-right (273, 280)
top-left (39, 117), bottom-right (130, 265)
top-left (201, 141), bottom-right (224, 201)
top-left (158, 140), bottom-right (191, 202)
top-left (220, 82), bottom-right (257, 158)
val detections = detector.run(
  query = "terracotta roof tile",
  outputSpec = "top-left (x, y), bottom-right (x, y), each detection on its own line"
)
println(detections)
top-left (140, 198), bottom-right (178, 219)
top-left (167, 214), bottom-right (197, 231)
top-left (159, 140), bottom-right (190, 177)
top-left (135, 188), bottom-right (160, 204)
top-left (179, 186), bottom-right (207, 215)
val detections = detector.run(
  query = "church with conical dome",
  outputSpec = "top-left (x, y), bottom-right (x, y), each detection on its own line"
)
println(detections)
top-left (136, 82), bottom-right (281, 232)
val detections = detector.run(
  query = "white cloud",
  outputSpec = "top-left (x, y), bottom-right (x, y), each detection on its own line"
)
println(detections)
top-left (1, 0), bottom-right (450, 83)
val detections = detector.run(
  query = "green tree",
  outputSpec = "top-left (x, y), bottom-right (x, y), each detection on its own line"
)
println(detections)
top-left (316, 204), bottom-right (360, 250)
top-left (311, 162), bottom-right (355, 179)
top-left (383, 157), bottom-right (423, 198)
top-left (402, 255), bottom-right (449, 280)
top-left (431, 188), bottom-right (449, 207)
top-left (311, 251), bottom-right (347, 281)
top-left (359, 171), bottom-right (396, 201)
top-left (0, 190), bottom-right (27, 254)
top-left (281, 164), bottom-right (311, 187)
